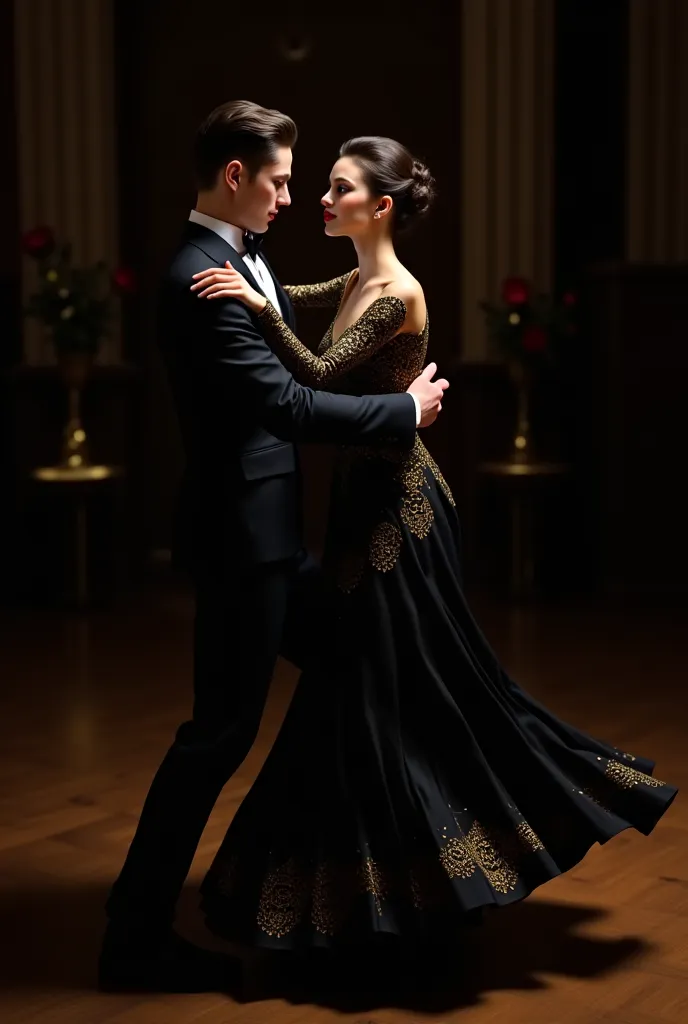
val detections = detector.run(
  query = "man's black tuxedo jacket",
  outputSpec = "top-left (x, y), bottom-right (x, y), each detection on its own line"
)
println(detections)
top-left (158, 222), bottom-right (416, 574)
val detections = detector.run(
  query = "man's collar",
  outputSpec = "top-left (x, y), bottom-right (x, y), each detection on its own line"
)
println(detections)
top-left (188, 209), bottom-right (244, 253)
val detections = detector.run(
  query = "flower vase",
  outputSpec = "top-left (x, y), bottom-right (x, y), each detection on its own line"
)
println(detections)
top-left (508, 362), bottom-right (534, 464)
top-left (57, 351), bottom-right (92, 469)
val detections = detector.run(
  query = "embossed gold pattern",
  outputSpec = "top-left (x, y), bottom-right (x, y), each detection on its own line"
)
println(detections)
top-left (208, 764), bottom-right (673, 941)
top-left (439, 818), bottom-right (544, 895)
top-left (333, 437), bottom-right (456, 590)
top-left (439, 835), bottom-right (476, 881)
top-left (310, 862), bottom-right (353, 936)
top-left (359, 857), bottom-right (388, 916)
top-left (257, 294), bottom-right (408, 388)
top-left (423, 444), bottom-right (456, 508)
top-left (369, 521), bottom-right (403, 573)
top-left (396, 448), bottom-right (426, 492)
top-left (284, 274), bottom-right (351, 308)
top-left (400, 490), bottom-right (434, 539)
top-left (516, 820), bottom-right (546, 851)
top-left (579, 755), bottom-right (665, 809)
top-left (257, 274), bottom-right (454, 591)
top-left (605, 759), bottom-right (665, 790)
top-left (394, 436), bottom-right (455, 504)
top-left (256, 858), bottom-right (307, 938)
top-left (217, 809), bottom-right (593, 939)
top-left (254, 828), bottom-right (534, 937)
top-left (199, 279), bottom-right (676, 950)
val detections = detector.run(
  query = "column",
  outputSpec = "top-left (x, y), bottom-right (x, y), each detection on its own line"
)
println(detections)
top-left (627, 0), bottom-right (688, 263)
top-left (461, 0), bottom-right (555, 362)
top-left (14, 0), bottom-right (120, 363)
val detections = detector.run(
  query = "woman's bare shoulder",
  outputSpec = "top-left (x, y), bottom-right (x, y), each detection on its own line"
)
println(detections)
top-left (381, 271), bottom-right (427, 333)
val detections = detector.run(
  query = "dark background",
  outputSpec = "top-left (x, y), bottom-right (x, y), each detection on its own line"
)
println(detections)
top-left (114, 0), bottom-right (462, 561)
top-left (1, 0), bottom-right (687, 605)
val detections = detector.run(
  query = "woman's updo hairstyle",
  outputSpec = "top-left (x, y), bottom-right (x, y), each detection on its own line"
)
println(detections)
top-left (339, 136), bottom-right (436, 231)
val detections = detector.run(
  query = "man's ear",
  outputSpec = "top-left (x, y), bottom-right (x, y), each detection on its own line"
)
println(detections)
top-left (225, 160), bottom-right (243, 192)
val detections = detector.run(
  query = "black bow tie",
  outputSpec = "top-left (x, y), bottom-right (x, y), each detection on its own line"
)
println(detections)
top-left (243, 231), bottom-right (264, 260)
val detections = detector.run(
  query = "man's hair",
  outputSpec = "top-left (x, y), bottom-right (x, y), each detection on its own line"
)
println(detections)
top-left (194, 100), bottom-right (297, 190)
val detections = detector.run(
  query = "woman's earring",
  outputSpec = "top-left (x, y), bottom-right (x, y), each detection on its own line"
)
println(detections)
top-left (374, 212), bottom-right (380, 219)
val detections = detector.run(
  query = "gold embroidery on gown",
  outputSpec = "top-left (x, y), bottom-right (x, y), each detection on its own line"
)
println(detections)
top-left (199, 278), bottom-right (678, 942)
top-left (283, 274), bottom-right (351, 308)
top-left (256, 275), bottom-right (456, 590)
top-left (244, 811), bottom-right (548, 936)
top-left (257, 292), bottom-right (408, 388)
top-left (605, 758), bottom-right (665, 789)
top-left (255, 858), bottom-right (308, 938)
top-left (439, 818), bottom-right (546, 896)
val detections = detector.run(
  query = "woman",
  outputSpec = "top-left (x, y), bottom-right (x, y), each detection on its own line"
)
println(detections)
top-left (190, 136), bottom-right (676, 951)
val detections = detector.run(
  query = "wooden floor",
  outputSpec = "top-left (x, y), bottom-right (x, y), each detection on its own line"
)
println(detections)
top-left (0, 584), bottom-right (686, 1023)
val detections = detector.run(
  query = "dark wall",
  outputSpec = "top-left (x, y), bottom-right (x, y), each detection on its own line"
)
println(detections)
top-left (550, 0), bottom-right (629, 592)
top-left (0, 0), bottom-right (19, 368)
top-left (587, 263), bottom-right (688, 598)
top-left (554, 0), bottom-right (628, 284)
top-left (0, 0), bottom-right (20, 595)
top-left (115, 0), bottom-right (461, 556)
top-left (0, 0), bottom-right (19, 332)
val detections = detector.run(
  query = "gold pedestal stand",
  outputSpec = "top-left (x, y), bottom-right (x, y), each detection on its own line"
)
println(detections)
top-left (57, 352), bottom-right (92, 470)
top-left (478, 363), bottom-right (570, 597)
top-left (30, 465), bottom-right (122, 609)
top-left (478, 459), bottom-right (570, 599)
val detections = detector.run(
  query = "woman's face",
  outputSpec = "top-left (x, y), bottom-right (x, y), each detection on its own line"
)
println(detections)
top-left (321, 156), bottom-right (384, 238)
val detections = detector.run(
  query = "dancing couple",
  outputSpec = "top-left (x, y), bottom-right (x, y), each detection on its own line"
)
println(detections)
top-left (99, 99), bottom-right (677, 993)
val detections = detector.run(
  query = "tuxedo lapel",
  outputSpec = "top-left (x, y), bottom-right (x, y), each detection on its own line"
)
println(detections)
top-left (185, 222), bottom-right (265, 298)
top-left (259, 255), bottom-right (296, 329)
top-left (184, 222), bottom-right (295, 327)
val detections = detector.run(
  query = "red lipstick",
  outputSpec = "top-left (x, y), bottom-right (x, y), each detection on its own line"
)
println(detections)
top-left (323, 211), bottom-right (336, 222)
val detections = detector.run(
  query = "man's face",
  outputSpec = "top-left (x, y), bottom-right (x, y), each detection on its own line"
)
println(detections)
top-left (232, 146), bottom-right (292, 233)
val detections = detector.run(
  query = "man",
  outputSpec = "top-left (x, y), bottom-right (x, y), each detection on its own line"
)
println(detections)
top-left (100, 100), bottom-right (448, 992)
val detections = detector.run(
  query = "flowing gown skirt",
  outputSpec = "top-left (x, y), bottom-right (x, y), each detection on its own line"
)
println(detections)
top-left (199, 445), bottom-right (677, 950)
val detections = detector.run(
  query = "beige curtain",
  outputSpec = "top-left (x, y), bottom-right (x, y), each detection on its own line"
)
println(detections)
top-left (627, 0), bottom-right (688, 263)
top-left (14, 0), bottom-right (120, 363)
top-left (460, 0), bottom-right (554, 362)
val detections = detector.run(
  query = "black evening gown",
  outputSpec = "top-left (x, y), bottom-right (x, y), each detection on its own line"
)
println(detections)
top-left (199, 273), bottom-right (677, 950)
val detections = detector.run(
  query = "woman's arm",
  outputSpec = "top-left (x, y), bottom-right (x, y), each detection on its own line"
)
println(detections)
top-left (284, 273), bottom-right (352, 309)
top-left (255, 295), bottom-right (407, 388)
top-left (189, 263), bottom-right (445, 425)
top-left (191, 262), bottom-right (408, 387)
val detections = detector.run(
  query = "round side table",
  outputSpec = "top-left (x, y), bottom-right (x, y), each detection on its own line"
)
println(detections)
top-left (478, 459), bottom-right (571, 599)
top-left (30, 464), bottom-right (124, 608)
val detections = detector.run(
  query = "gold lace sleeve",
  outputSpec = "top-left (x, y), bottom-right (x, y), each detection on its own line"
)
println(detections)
top-left (256, 295), bottom-right (408, 388)
top-left (283, 273), bottom-right (352, 308)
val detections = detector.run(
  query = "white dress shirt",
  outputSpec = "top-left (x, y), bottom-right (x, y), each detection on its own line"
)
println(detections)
top-left (188, 209), bottom-right (421, 424)
top-left (188, 209), bottom-right (281, 313)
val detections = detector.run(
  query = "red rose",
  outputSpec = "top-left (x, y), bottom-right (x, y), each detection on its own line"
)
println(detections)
top-left (22, 225), bottom-right (55, 259)
top-left (113, 266), bottom-right (137, 294)
top-left (562, 290), bottom-right (577, 307)
top-left (501, 276), bottom-right (529, 306)
top-left (522, 325), bottom-right (548, 352)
